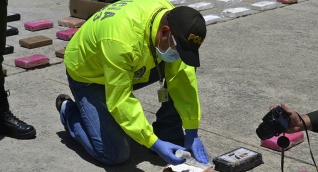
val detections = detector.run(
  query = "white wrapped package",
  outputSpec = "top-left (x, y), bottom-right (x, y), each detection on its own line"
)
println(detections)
top-left (216, 0), bottom-right (242, 6)
top-left (169, 0), bottom-right (187, 5)
top-left (251, 1), bottom-right (282, 10)
top-left (203, 14), bottom-right (221, 25)
top-left (222, 7), bottom-right (252, 18)
top-left (188, 2), bottom-right (214, 11)
top-left (163, 164), bottom-right (214, 172)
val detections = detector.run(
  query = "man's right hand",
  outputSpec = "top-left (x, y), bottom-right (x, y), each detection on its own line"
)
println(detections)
top-left (270, 103), bottom-right (312, 133)
top-left (150, 139), bottom-right (186, 165)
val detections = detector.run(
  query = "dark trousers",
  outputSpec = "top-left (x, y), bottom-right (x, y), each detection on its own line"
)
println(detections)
top-left (0, 0), bottom-right (8, 133)
top-left (0, 0), bottom-right (7, 86)
top-left (133, 62), bottom-right (184, 140)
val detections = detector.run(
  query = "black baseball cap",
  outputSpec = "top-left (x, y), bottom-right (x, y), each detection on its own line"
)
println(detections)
top-left (167, 6), bottom-right (206, 67)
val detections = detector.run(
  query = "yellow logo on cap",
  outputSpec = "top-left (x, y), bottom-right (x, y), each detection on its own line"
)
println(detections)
top-left (188, 34), bottom-right (204, 44)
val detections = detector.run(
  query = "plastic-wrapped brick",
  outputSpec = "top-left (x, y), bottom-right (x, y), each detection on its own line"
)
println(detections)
top-left (15, 54), bottom-right (50, 69)
top-left (56, 28), bottom-right (79, 41)
top-left (19, 35), bottom-right (53, 49)
top-left (24, 19), bottom-right (53, 31)
top-left (58, 17), bottom-right (85, 28)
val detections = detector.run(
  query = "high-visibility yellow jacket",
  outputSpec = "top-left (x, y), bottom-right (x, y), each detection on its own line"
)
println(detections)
top-left (64, 0), bottom-right (201, 148)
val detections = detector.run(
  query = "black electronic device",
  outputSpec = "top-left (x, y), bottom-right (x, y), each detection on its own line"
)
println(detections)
top-left (7, 12), bottom-right (21, 22)
top-left (4, 44), bottom-right (14, 55)
top-left (256, 106), bottom-right (290, 140)
top-left (6, 25), bottom-right (19, 37)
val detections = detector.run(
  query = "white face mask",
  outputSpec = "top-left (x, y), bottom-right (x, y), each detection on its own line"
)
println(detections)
top-left (156, 34), bottom-right (180, 62)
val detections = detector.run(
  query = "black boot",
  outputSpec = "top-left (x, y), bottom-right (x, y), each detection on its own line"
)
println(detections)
top-left (3, 110), bottom-right (36, 139)
top-left (0, 87), bottom-right (36, 139)
top-left (0, 111), bottom-right (4, 135)
top-left (0, 87), bottom-right (9, 135)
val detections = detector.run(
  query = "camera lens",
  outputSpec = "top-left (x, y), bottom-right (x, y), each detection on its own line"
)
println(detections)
top-left (256, 122), bottom-right (276, 140)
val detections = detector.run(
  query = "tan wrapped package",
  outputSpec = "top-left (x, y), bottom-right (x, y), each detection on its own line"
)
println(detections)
top-left (55, 49), bottom-right (65, 58)
top-left (58, 17), bottom-right (86, 28)
top-left (19, 35), bottom-right (53, 49)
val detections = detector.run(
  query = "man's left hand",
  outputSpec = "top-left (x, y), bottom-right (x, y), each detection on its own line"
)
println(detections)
top-left (184, 129), bottom-right (210, 163)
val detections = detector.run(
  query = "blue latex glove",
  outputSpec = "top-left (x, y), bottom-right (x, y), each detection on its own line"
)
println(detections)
top-left (184, 129), bottom-right (210, 163)
top-left (150, 139), bottom-right (186, 165)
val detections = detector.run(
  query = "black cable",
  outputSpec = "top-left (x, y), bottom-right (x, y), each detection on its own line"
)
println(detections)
top-left (279, 133), bottom-right (290, 172)
top-left (281, 144), bottom-right (284, 172)
top-left (297, 113), bottom-right (318, 171)
top-left (280, 112), bottom-right (318, 172)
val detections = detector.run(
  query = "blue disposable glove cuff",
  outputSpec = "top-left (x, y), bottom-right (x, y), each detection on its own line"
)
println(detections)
top-left (150, 139), bottom-right (161, 151)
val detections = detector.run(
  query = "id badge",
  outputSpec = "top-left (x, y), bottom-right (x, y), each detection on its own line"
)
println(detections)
top-left (157, 87), bottom-right (168, 102)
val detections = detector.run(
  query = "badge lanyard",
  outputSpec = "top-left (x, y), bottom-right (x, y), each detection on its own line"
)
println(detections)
top-left (149, 8), bottom-right (169, 102)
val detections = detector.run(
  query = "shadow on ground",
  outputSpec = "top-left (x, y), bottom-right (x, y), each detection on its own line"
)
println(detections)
top-left (56, 131), bottom-right (167, 171)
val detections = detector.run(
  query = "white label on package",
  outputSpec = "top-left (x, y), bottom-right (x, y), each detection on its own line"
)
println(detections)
top-left (188, 2), bottom-right (214, 11)
top-left (219, 148), bottom-right (257, 163)
top-left (203, 15), bottom-right (221, 25)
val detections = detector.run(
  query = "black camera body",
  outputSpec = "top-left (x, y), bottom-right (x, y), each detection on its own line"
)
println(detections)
top-left (256, 106), bottom-right (290, 140)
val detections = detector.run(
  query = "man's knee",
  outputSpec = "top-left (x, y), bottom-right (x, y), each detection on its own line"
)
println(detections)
top-left (94, 145), bottom-right (130, 165)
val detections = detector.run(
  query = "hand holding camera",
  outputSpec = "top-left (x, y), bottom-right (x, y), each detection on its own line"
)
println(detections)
top-left (258, 103), bottom-right (318, 172)
top-left (256, 103), bottom-right (314, 141)
top-left (270, 103), bottom-right (312, 134)
top-left (256, 102), bottom-right (316, 140)
top-left (256, 105), bottom-right (290, 140)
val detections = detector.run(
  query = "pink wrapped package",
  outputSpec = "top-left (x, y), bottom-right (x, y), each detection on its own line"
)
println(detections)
top-left (56, 28), bottom-right (78, 41)
top-left (15, 54), bottom-right (50, 69)
top-left (261, 132), bottom-right (304, 151)
top-left (24, 19), bottom-right (53, 31)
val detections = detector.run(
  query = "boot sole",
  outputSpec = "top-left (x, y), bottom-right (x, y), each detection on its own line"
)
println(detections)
top-left (6, 129), bottom-right (36, 139)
